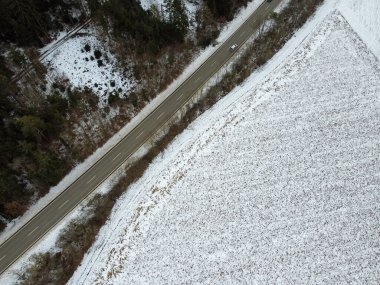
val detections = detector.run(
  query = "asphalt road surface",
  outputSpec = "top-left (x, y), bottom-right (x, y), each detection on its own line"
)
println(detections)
top-left (0, 0), bottom-right (281, 275)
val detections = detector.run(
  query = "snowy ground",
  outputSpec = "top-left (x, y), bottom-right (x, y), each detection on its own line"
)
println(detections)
top-left (43, 0), bottom-right (201, 107)
top-left (0, 0), bottom-right (265, 283)
top-left (68, 0), bottom-right (380, 284)
top-left (43, 27), bottom-right (136, 107)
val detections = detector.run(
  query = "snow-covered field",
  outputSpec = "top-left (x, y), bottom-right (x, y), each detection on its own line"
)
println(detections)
top-left (338, 0), bottom-right (380, 59)
top-left (68, 0), bottom-right (380, 283)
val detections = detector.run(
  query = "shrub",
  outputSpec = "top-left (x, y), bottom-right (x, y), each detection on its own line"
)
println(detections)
top-left (108, 91), bottom-right (119, 105)
top-left (10, 49), bottom-right (27, 67)
top-left (94, 49), bottom-right (102, 59)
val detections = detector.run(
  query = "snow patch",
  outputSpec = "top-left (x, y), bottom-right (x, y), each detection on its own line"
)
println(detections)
top-left (43, 27), bottom-right (136, 107)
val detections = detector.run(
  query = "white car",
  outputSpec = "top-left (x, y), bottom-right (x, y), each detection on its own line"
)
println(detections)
top-left (230, 44), bottom-right (238, 51)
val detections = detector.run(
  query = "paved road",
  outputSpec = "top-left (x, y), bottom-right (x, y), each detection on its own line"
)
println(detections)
top-left (0, 0), bottom-right (281, 275)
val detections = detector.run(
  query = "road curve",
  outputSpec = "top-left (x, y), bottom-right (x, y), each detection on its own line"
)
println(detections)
top-left (0, 0), bottom-right (281, 275)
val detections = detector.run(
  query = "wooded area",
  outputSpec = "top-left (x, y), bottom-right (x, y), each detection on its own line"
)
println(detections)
top-left (0, 0), bottom-right (83, 46)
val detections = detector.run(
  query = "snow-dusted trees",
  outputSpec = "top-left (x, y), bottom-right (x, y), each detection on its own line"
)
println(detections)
top-left (164, 0), bottom-right (189, 41)
top-left (0, 0), bottom-right (83, 46)
top-left (205, 0), bottom-right (249, 20)
top-left (90, 0), bottom-right (188, 54)
top-left (1, 0), bottom-right (45, 45)
top-left (196, 0), bottom-right (250, 47)
top-left (195, 4), bottom-right (218, 47)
